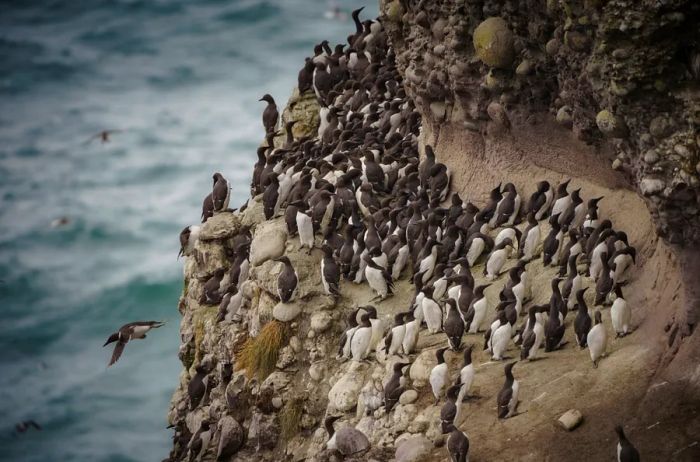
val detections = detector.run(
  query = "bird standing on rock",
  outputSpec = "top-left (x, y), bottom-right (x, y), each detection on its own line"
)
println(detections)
top-left (430, 347), bottom-right (449, 405)
top-left (497, 361), bottom-right (519, 419)
top-left (587, 310), bottom-right (608, 367)
top-left (615, 424), bottom-right (641, 462)
top-left (259, 94), bottom-right (279, 135)
top-left (275, 256), bottom-right (298, 303)
top-left (211, 172), bottom-right (230, 213)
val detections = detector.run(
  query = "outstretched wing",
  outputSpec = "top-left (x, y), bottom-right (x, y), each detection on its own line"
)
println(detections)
top-left (108, 340), bottom-right (127, 367)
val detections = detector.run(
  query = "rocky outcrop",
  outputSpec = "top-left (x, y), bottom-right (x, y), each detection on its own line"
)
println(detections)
top-left (166, 2), bottom-right (700, 462)
top-left (381, 0), bottom-right (700, 440)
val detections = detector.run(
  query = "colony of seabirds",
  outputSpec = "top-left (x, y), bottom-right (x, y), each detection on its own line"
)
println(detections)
top-left (108, 7), bottom-right (641, 462)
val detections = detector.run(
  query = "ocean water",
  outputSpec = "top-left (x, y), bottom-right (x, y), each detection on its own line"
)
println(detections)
top-left (0, 1), bottom-right (377, 460)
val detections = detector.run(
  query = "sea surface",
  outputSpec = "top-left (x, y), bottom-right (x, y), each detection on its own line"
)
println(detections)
top-left (0, 1), bottom-right (376, 460)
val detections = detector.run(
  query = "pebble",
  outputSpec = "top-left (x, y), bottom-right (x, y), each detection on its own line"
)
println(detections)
top-left (649, 116), bottom-right (672, 138)
top-left (644, 150), bottom-right (659, 164)
top-left (515, 59), bottom-right (533, 75)
top-left (309, 362), bottom-right (324, 381)
top-left (433, 44), bottom-right (445, 56)
top-left (674, 144), bottom-right (691, 159)
top-left (272, 397), bottom-right (283, 409)
top-left (596, 109), bottom-right (627, 138)
top-left (399, 389), bottom-right (418, 405)
top-left (556, 105), bottom-right (573, 128)
top-left (310, 312), bottom-right (333, 333)
top-left (640, 178), bottom-right (665, 196)
top-left (289, 335), bottom-right (301, 353)
top-left (612, 158), bottom-right (623, 170)
top-left (395, 435), bottom-right (432, 462)
top-left (558, 409), bottom-right (583, 431)
top-left (307, 329), bottom-right (316, 339)
top-left (545, 38), bottom-right (560, 55)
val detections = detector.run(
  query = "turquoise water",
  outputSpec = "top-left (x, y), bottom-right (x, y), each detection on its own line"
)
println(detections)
top-left (0, 1), bottom-right (376, 460)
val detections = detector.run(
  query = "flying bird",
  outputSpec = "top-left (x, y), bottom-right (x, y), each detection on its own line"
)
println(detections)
top-left (103, 321), bottom-right (166, 367)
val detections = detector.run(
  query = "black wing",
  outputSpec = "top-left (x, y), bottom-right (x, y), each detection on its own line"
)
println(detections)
top-left (108, 340), bottom-right (127, 367)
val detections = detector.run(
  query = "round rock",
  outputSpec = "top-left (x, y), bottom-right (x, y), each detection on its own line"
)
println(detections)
top-left (328, 368), bottom-right (365, 412)
top-left (596, 110), bottom-right (627, 138)
top-left (395, 435), bottom-right (432, 462)
top-left (310, 312), bottom-right (333, 333)
top-left (249, 221), bottom-right (287, 266)
top-left (473, 17), bottom-right (515, 68)
top-left (273, 301), bottom-right (302, 322)
top-left (399, 389), bottom-right (418, 405)
top-left (556, 106), bottom-right (573, 128)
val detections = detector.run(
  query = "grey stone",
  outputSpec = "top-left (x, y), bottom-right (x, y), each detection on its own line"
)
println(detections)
top-left (395, 435), bottom-right (432, 462)
top-left (644, 150), bottom-right (659, 164)
top-left (335, 426), bottom-right (370, 456)
top-left (640, 178), bottom-right (665, 196)
top-left (273, 301), bottom-right (302, 322)
top-left (558, 409), bottom-right (583, 431)
top-left (249, 220), bottom-right (287, 266)
top-left (399, 389), bottom-right (418, 405)
top-left (328, 365), bottom-right (366, 412)
top-left (310, 312), bottom-right (333, 333)
top-left (199, 212), bottom-right (241, 241)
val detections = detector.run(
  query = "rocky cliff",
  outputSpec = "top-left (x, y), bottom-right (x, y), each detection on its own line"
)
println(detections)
top-left (166, 2), bottom-right (699, 461)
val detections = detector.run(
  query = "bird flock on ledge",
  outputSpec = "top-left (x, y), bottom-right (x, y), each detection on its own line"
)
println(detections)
top-left (170, 7), bottom-right (642, 462)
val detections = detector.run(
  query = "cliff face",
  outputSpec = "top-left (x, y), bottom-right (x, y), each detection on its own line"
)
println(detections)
top-left (381, 0), bottom-right (700, 416)
top-left (166, 2), bottom-right (700, 462)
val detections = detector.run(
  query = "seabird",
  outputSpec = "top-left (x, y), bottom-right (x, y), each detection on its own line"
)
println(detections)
top-left (497, 361), bottom-right (519, 418)
top-left (274, 256), bottom-right (298, 303)
top-left (610, 284), bottom-right (631, 337)
top-left (211, 173), bottom-right (230, 213)
top-left (103, 321), bottom-right (165, 366)
top-left (430, 347), bottom-right (449, 405)
top-left (587, 310), bottom-right (608, 367)
top-left (443, 422), bottom-right (470, 462)
top-left (384, 362), bottom-right (409, 411)
top-left (573, 288), bottom-right (592, 348)
top-left (615, 424), bottom-right (641, 462)
top-left (259, 94), bottom-right (279, 135)
top-left (178, 225), bottom-right (201, 259)
top-left (321, 244), bottom-right (340, 297)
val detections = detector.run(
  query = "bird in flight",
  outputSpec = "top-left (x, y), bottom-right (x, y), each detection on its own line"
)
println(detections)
top-left (15, 421), bottom-right (41, 434)
top-left (83, 129), bottom-right (124, 145)
top-left (103, 321), bottom-right (166, 367)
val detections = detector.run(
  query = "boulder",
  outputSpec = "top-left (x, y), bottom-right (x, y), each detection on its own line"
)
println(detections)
top-left (199, 212), bottom-right (241, 241)
top-left (273, 301), bottom-right (302, 322)
top-left (409, 349), bottom-right (436, 386)
top-left (248, 412), bottom-right (279, 450)
top-left (395, 434), bottom-right (432, 462)
top-left (310, 312), bottom-right (333, 333)
top-left (335, 426), bottom-right (370, 456)
top-left (249, 220), bottom-right (287, 266)
top-left (399, 389), bottom-right (418, 405)
top-left (473, 17), bottom-right (515, 68)
top-left (216, 416), bottom-right (244, 459)
top-left (328, 365), bottom-right (366, 412)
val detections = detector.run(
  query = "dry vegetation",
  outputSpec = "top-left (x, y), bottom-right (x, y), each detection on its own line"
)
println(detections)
top-left (235, 320), bottom-right (286, 380)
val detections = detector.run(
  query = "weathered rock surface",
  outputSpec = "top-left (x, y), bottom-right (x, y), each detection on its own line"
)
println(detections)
top-left (166, 3), bottom-right (700, 462)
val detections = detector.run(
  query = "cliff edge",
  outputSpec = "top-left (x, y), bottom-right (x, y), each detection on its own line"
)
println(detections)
top-left (165, 2), bottom-right (699, 461)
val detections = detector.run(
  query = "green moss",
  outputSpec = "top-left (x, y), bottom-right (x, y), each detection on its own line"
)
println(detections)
top-left (385, 0), bottom-right (404, 23)
top-left (472, 17), bottom-right (514, 69)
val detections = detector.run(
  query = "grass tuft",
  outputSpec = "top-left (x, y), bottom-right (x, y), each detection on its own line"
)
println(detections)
top-left (279, 398), bottom-right (303, 441)
top-left (235, 320), bottom-right (286, 380)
